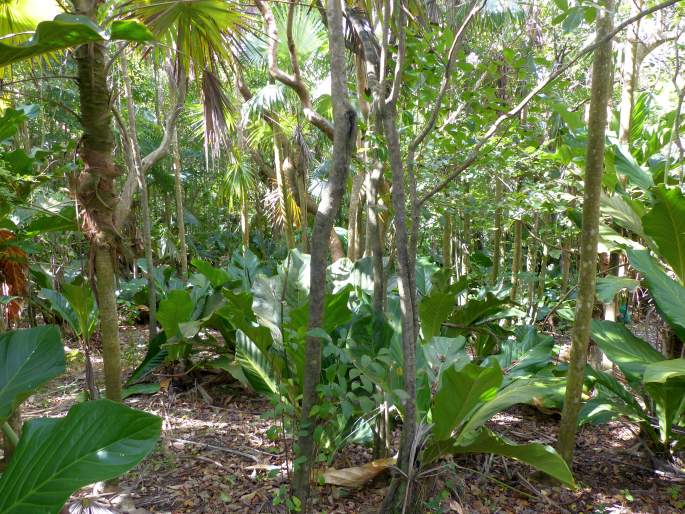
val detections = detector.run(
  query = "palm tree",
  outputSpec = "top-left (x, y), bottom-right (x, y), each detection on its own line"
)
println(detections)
top-left (219, 154), bottom-right (256, 250)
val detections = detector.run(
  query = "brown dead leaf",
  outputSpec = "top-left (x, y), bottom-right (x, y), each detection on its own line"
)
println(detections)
top-left (322, 456), bottom-right (396, 488)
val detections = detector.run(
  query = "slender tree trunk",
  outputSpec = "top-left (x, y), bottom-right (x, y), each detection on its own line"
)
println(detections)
top-left (442, 215), bottom-right (452, 269)
top-left (240, 195), bottom-right (250, 250)
top-left (491, 177), bottom-right (503, 284)
top-left (366, 159), bottom-right (385, 312)
top-left (510, 219), bottom-right (523, 301)
top-left (121, 51), bottom-right (157, 338)
top-left (526, 215), bottom-right (539, 318)
top-left (72, 10), bottom-right (122, 401)
top-left (292, 0), bottom-right (356, 504)
top-left (347, 173), bottom-right (365, 260)
top-left (618, 0), bottom-right (641, 146)
top-left (557, 0), bottom-right (614, 465)
top-left (274, 135), bottom-right (296, 249)
top-left (171, 128), bottom-right (188, 279)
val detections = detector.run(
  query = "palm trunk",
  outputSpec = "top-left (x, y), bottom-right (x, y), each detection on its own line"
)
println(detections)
top-left (557, 0), bottom-right (614, 465)
top-left (73, 24), bottom-right (122, 401)
top-left (273, 135), bottom-right (295, 249)
top-left (171, 128), bottom-right (188, 279)
top-left (121, 51), bottom-right (157, 338)
top-left (292, 0), bottom-right (356, 503)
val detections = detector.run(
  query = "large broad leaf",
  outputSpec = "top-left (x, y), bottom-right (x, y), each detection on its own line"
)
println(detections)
top-left (488, 326), bottom-right (555, 376)
top-left (21, 205), bottom-right (78, 237)
top-left (612, 143), bottom-right (653, 190)
top-left (590, 319), bottom-right (663, 385)
top-left (0, 14), bottom-right (154, 67)
top-left (457, 376), bottom-right (564, 443)
top-left (61, 282), bottom-right (97, 340)
top-left (432, 362), bottom-right (502, 441)
top-left (422, 336), bottom-right (468, 383)
top-left (595, 276), bottom-right (640, 304)
top-left (419, 291), bottom-right (456, 343)
top-left (191, 258), bottom-right (231, 288)
top-left (643, 359), bottom-right (685, 445)
top-left (453, 429), bottom-right (575, 487)
top-left (627, 249), bottom-right (685, 340)
top-left (0, 400), bottom-right (161, 513)
top-left (642, 186), bottom-right (685, 283)
top-left (157, 289), bottom-right (194, 339)
top-left (449, 293), bottom-right (512, 327)
top-left (40, 288), bottom-right (78, 333)
top-left (0, 326), bottom-right (64, 423)
top-left (126, 332), bottom-right (168, 385)
top-left (600, 191), bottom-right (645, 239)
top-left (235, 330), bottom-right (278, 394)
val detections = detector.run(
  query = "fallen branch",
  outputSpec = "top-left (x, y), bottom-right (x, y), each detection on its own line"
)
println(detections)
top-left (169, 437), bottom-right (261, 463)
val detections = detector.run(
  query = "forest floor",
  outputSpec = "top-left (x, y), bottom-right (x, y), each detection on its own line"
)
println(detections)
top-left (14, 324), bottom-right (685, 514)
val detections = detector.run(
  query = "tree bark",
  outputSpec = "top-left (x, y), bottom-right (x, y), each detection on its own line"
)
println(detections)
top-left (491, 177), bottom-right (503, 284)
top-left (510, 219), bottom-right (523, 301)
top-left (71, 1), bottom-right (122, 401)
top-left (292, 0), bottom-right (357, 504)
top-left (171, 128), bottom-right (188, 279)
top-left (557, 0), bottom-right (614, 465)
top-left (121, 51), bottom-right (157, 338)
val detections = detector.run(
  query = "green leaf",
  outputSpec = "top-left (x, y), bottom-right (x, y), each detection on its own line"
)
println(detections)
top-left (432, 362), bottom-right (502, 441)
top-left (627, 249), bottom-right (685, 340)
top-left (122, 382), bottom-right (161, 399)
top-left (643, 359), bottom-right (685, 444)
top-left (612, 144), bottom-right (653, 190)
top-left (61, 282), bottom-right (97, 340)
top-left (0, 400), bottom-right (161, 513)
top-left (595, 276), bottom-right (640, 304)
top-left (590, 320), bottom-right (663, 385)
top-left (0, 326), bottom-right (64, 423)
top-left (40, 288), bottom-right (79, 334)
top-left (419, 291), bottom-right (455, 343)
top-left (458, 376), bottom-right (564, 442)
top-left (488, 326), bottom-right (555, 376)
top-left (600, 191), bottom-right (645, 239)
top-left (0, 14), bottom-right (154, 67)
top-left (192, 258), bottom-right (231, 288)
top-left (642, 186), bottom-right (685, 283)
top-left (157, 289), bottom-right (194, 339)
top-left (453, 429), bottom-right (575, 487)
top-left (235, 330), bottom-right (278, 394)
top-left (127, 332), bottom-right (168, 385)
top-left (110, 19), bottom-right (155, 42)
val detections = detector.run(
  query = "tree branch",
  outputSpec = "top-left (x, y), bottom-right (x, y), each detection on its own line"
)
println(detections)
top-left (419, 0), bottom-right (681, 206)
top-left (255, 0), bottom-right (335, 140)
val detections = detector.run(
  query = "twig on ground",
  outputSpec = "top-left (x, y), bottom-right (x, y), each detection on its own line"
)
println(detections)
top-left (169, 437), bottom-right (261, 463)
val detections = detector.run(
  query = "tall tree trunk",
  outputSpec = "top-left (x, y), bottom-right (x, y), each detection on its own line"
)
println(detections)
top-left (292, 0), bottom-right (357, 504)
top-left (72, 2), bottom-right (122, 401)
top-left (510, 219), bottom-right (523, 301)
top-left (491, 177), bottom-right (503, 284)
top-left (618, 0), bottom-right (642, 146)
top-left (121, 51), bottom-right (157, 338)
top-left (526, 215), bottom-right (539, 318)
top-left (347, 173), bottom-right (365, 260)
top-left (240, 195), bottom-right (250, 250)
top-left (365, 159), bottom-right (385, 312)
top-left (273, 134), bottom-right (296, 249)
top-left (557, 0), bottom-right (614, 465)
top-left (442, 215), bottom-right (452, 269)
top-left (171, 128), bottom-right (188, 279)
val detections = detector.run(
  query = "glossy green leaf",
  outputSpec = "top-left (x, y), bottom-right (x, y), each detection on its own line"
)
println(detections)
top-left (0, 400), bottom-right (161, 513)
top-left (0, 14), bottom-right (154, 67)
top-left (432, 362), bottom-right (502, 440)
top-left (628, 249), bottom-right (685, 340)
top-left (642, 186), bottom-right (685, 283)
top-left (61, 282), bottom-right (97, 340)
top-left (235, 330), bottom-right (278, 394)
top-left (590, 319), bottom-right (662, 385)
top-left (157, 289), bottom-right (194, 339)
top-left (0, 326), bottom-right (64, 423)
top-left (595, 276), bottom-right (640, 304)
top-left (192, 258), bottom-right (231, 288)
top-left (453, 429), bottom-right (575, 487)
top-left (419, 291), bottom-right (456, 343)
